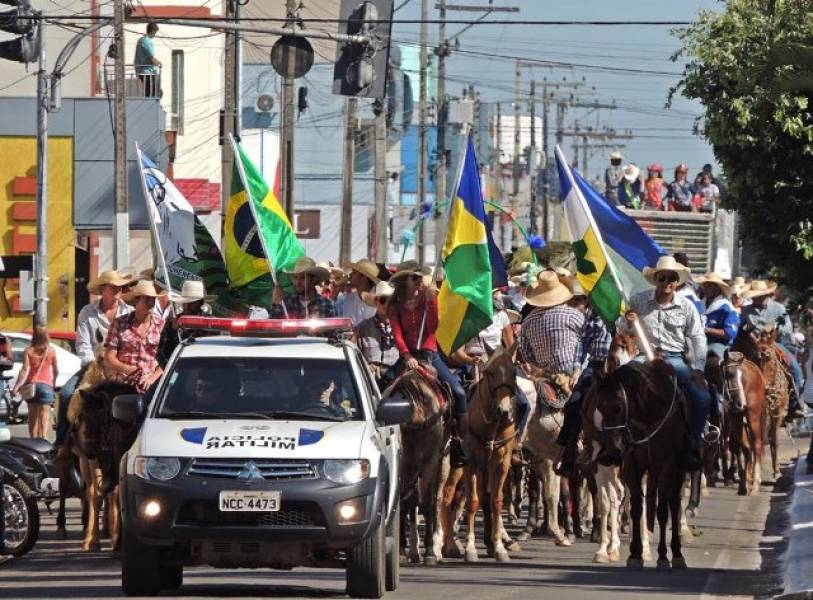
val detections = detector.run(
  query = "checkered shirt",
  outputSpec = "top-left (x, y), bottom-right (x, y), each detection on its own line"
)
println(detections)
top-left (578, 306), bottom-right (613, 364)
top-left (270, 293), bottom-right (337, 319)
top-left (104, 312), bottom-right (165, 392)
top-left (518, 305), bottom-right (584, 375)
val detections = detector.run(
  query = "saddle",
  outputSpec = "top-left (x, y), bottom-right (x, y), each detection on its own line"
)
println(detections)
top-left (412, 363), bottom-right (451, 413)
top-left (534, 373), bottom-right (571, 411)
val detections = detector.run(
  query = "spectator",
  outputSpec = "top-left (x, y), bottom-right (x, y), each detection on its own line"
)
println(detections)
top-left (13, 327), bottom-right (58, 439)
top-left (603, 151), bottom-right (625, 206)
top-left (666, 164), bottom-right (694, 211)
top-left (0, 334), bottom-right (13, 403)
top-left (696, 173), bottom-right (720, 213)
top-left (618, 163), bottom-right (644, 209)
top-left (644, 164), bottom-right (666, 210)
top-left (134, 22), bottom-right (161, 97)
top-left (270, 257), bottom-right (336, 319)
top-left (694, 163), bottom-right (726, 200)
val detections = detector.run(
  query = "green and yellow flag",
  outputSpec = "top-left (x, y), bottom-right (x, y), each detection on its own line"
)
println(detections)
top-left (224, 140), bottom-right (304, 305)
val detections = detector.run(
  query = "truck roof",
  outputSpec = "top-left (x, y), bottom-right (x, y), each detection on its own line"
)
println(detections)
top-left (178, 336), bottom-right (349, 360)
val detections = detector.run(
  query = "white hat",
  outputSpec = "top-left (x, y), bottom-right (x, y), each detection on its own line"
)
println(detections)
top-left (642, 255), bottom-right (691, 286)
top-left (610, 150), bottom-right (623, 160)
top-left (169, 280), bottom-right (216, 304)
top-left (623, 164), bottom-right (641, 183)
top-left (361, 281), bottom-right (395, 307)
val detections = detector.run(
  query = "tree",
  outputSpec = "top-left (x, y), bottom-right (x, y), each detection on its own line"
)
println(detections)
top-left (672, 0), bottom-right (813, 300)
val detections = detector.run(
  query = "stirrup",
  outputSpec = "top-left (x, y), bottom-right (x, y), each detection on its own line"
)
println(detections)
top-left (703, 423), bottom-right (721, 445)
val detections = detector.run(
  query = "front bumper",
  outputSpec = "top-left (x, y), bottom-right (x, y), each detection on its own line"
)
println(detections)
top-left (120, 471), bottom-right (382, 550)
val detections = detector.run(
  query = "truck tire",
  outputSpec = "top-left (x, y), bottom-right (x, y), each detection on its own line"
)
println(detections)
top-left (385, 500), bottom-right (400, 591)
top-left (121, 527), bottom-right (163, 596)
top-left (1, 477), bottom-right (39, 557)
top-left (346, 511), bottom-right (386, 599)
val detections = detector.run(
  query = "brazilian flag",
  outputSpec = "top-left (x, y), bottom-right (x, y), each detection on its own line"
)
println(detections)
top-left (224, 141), bottom-right (304, 307)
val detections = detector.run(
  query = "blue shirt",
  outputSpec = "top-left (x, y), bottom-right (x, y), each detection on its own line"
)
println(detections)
top-left (134, 35), bottom-right (157, 74)
top-left (703, 296), bottom-right (739, 347)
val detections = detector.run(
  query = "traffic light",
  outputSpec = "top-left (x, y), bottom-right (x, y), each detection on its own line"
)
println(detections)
top-left (332, 0), bottom-right (393, 99)
top-left (0, 0), bottom-right (39, 64)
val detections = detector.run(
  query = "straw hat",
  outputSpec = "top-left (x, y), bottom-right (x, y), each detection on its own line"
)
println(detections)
top-left (389, 260), bottom-right (431, 281)
top-left (610, 150), bottom-right (623, 161)
top-left (87, 270), bottom-right (135, 294)
top-left (343, 258), bottom-right (381, 285)
top-left (642, 255), bottom-right (690, 286)
top-left (525, 271), bottom-right (573, 308)
top-left (284, 257), bottom-right (331, 281)
top-left (122, 280), bottom-right (167, 304)
top-left (695, 272), bottom-right (731, 297)
top-left (742, 280), bottom-right (777, 300)
top-left (730, 284), bottom-right (746, 298)
top-left (730, 276), bottom-right (751, 292)
top-left (361, 281), bottom-right (394, 307)
top-left (169, 280), bottom-right (216, 304)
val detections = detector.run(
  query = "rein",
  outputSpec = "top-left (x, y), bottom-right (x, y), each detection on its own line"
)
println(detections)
top-left (601, 375), bottom-right (679, 446)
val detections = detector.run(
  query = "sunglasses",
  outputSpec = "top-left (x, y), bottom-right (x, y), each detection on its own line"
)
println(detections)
top-left (656, 273), bottom-right (679, 284)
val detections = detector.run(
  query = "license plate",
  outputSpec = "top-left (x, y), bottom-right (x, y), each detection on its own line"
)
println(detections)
top-left (218, 491), bottom-right (281, 512)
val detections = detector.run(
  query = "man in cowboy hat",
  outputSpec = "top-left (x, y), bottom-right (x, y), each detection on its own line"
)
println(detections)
top-left (604, 150), bottom-right (624, 206)
top-left (337, 258), bottom-right (380, 326)
top-left (104, 280), bottom-right (167, 394)
top-left (55, 269), bottom-right (136, 446)
top-left (355, 281), bottom-right (399, 390)
top-left (740, 280), bottom-right (805, 418)
top-left (620, 255), bottom-right (710, 471)
top-left (270, 257), bottom-right (336, 319)
top-left (158, 281), bottom-right (216, 367)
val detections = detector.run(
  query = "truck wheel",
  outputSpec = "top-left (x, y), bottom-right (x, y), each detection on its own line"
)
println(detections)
top-left (1, 477), bottom-right (39, 557)
top-left (121, 527), bottom-right (162, 596)
top-left (385, 500), bottom-right (400, 591)
top-left (160, 564), bottom-right (183, 590)
top-left (346, 511), bottom-right (386, 599)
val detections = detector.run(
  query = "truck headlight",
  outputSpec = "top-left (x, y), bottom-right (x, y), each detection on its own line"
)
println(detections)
top-left (321, 459), bottom-right (370, 485)
top-left (134, 457), bottom-right (182, 481)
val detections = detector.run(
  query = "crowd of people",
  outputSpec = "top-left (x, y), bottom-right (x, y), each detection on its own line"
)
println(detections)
top-left (603, 150), bottom-right (725, 213)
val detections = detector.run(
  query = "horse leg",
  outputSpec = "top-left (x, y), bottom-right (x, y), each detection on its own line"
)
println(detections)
top-left (570, 472), bottom-right (584, 538)
top-left (593, 466), bottom-right (612, 563)
top-left (542, 460), bottom-right (570, 546)
top-left (670, 483), bottom-right (687, 569)
top-left (399, 495), bottom-right (409, 560)
top-left (109, 489), bottom-right (121, 551)
top-left (686, 470), bottom-right (701, 517)
top-left (656, 485), bottom-right (671, 570)
top-left (560, 476), bottom-right (574, 540)
top-left (518, 466), bottom-right (539, 542)
top-left (512, 464), bottom-right (524, 523)
top-left (770, 416), bottom-right (780, 481)
top-left (464, 470), bottom-right (480, 562)
top-left (679, 478), bottom-right (695, 544)
top-left (587, 472), bottom-right (602, 543)
top-left (490, 454), bottom-right (513, 562)
top-left (481, 487), bottom-right (493, 557)
top-left (440, 465), bottom-right (465, 558)
top-left (80, 459), bottom-right (101, 552)
top-left (407, 500), bottom-right (421, 564)
top-left (626, 464), bottom-right (644, 569)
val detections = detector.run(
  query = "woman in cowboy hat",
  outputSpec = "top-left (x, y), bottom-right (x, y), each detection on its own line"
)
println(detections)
top-left (270, 257), bottom-right (336, 319)
top-left (338, 258), bottom-right (381, 326)
top-left (696, 272), bottom-right (740, 362)
top-left (354, 281), bottom-right (399, 390)
top-left (158, 281), bottom-right (216, 367)
top-left (103, 280), bottom-right (167, 394)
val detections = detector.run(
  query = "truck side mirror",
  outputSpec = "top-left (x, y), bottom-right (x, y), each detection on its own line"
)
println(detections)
top-left (0, 426), bottom-right (10, 443)
top-left (375, 394), bottom-right (412, 426)
top-left (112, 394), bottom-right (146, 425)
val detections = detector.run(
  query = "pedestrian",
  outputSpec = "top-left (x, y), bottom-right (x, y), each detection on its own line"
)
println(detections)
top-left (603, 150), bottom-right (625, 206)
top-left (270, 257), bottom-right (336, 319)
top-left (13, 327), bottom-right (58, 439)
top-left (618, 163), bottom-right (644, 209)
top-left (644, 163), bottom-right (666, 210)
top-left (337, 258), bottom-right (380, 326)
top-left (355, 281), bottom-right (400, 390)
top-left (666, 164), bottom-right (694, 211)
top-left (104, 280), bottom-right (167, 395)
top-left (0, 334), bottom-right (14, 404)
top-left (134, 22), bottom-right (161, 97)
top-left (696, 173), bottom-right (721, 213)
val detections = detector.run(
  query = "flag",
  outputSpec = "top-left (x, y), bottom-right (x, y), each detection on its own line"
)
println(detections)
top-left (485, 212), bottom-right (508, 289)
top-left (437, 137), bottom-right (494, 355)
top-left (556, 147), bottom-right (666, 325)
top-left (137, 148), bottom-right (242, 316)
top-left (224, 139), bottom-right (304, 304)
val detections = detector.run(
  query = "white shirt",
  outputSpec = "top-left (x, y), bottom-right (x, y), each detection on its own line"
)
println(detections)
top-left (479, 310), bottom-right (510, 351)
top-left (76, 299), bottom-right (133, 366)
top-left (339, 292), bottom-right (376, 327)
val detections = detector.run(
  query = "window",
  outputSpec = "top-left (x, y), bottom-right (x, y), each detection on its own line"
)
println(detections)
top-left (171, 50), bottom-right (184, 134)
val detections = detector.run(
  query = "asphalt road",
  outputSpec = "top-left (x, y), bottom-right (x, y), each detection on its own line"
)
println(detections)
top-left (0, 427), bottom-right (800, 600)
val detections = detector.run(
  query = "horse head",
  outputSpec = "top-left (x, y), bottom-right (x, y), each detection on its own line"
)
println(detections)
top-left (755, 325), bottom-right (778, 361)
top-left (722, 353), bottom-right (748, 412)
top-left (605, 332), bottom-right (637, 373)
top-left (475, 346), bottom-right (517, 424)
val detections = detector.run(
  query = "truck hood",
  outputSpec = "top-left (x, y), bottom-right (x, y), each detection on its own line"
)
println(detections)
top-left (139, 419), bottom-right (370, 459)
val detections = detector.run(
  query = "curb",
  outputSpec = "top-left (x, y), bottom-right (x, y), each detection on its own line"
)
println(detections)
top-left (778, 456), bottom-right (813, 599)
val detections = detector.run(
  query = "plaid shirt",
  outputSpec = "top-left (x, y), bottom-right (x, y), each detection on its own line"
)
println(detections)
top-left (104, 312), bottom-right (165, 392)
top-left (577, 306), bottom-right (613, 364)
top-left (270, 293), bottom-right (337, 319)
top-left (519, 305), bottom-right (584, 374)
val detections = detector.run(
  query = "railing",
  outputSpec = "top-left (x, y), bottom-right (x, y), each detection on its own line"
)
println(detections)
top-left (98, 64), bottom-right (162, 99)
top-left (623, 208), bottom-right (716, 273)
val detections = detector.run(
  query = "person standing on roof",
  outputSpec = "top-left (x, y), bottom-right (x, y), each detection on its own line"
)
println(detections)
top-left (270, 257), bottom-right (337, 319)
top-left (666, 164), bottom-right (694, 212)
top-left (644, 164), bottom-right (666, 210)
top-left (604, 151), bottom-right (625, 206)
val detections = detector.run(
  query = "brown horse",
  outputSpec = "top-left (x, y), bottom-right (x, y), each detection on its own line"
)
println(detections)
top-left (440, 347), bottom-right (517, 562)
top-left (385, 366), bottom-right (449, 565)
top-left (592, 360), bottom-right (690, 570)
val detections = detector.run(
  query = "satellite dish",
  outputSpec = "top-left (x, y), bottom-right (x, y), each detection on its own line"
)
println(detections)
top-left (255, 94), bottom-right (275, 113)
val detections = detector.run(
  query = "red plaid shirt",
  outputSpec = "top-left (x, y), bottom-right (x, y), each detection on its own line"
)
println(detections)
top-left (104, 312), bottom-right (165, 392)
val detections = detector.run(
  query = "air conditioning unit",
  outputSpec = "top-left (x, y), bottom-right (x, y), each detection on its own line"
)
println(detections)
top-left (255, 94), bottom-right (275, 114)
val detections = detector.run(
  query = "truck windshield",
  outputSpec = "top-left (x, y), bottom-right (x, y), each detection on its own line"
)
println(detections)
top-left (156, 357), bottom-right (362, 421)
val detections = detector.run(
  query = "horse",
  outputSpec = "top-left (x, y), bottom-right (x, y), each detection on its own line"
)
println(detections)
top-left (592, 360), bottom-right (690, 570)
top-left (439, 347), bottom-right (518, 562)
top-left (384, 366), bottom-right (449, 565)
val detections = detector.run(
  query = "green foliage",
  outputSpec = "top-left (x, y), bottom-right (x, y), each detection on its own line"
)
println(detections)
top-left (672, 0), bottom-right (813, 299)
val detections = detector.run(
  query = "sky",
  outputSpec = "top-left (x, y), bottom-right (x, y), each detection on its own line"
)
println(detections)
top-left (390, 0), bottom-right (720, 181)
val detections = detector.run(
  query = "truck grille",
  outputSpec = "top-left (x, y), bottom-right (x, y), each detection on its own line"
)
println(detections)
top-left (186, 458), bottom-right (317, 480)
top-left (177, 500), bottom-right (325, 528)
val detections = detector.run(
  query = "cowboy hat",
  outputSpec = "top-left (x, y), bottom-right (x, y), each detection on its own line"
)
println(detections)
top-left (553, 266), bottom-right (575, 292)
top-left (343, 258), bottom-right (381, 284)
top-left (610, 150), bottom-right (623, 161)
top-left (730, 276), bottom-right (751, 292)
top-left (642, 255), bottom-right (690, 286)
top-left (623, 164), bottom-right (641, 182)
top-left (169, 280), bottom-right (216, 304)
top-left (730, 284), bottom-right (746, 297)
top-left (695, 272), bottom-right (731, 297)
top-left (525, 271), bottom-right (573, 308)
top-left (389, 260), bottom-right (431, 281)
top-left (87, 270), bottom-right (135, 294)
top-left (122, 280), bottom-right (167, 304)
top-left (361, 281), bottom-right (395, 307)
top-left (742, 280), bottom-right (777, 300)
top-left (284, 257), bottom-right (331, 281)
top-left (315, 261), bottom-right (344, 283)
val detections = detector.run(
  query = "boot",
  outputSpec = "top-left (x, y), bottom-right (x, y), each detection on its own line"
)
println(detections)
top-left (554, 438), bottom-right (578, 477)
top-left (786, 389), bottom-right (805, 422)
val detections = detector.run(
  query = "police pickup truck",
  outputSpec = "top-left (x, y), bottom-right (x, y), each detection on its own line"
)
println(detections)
top-left (113, 317), bottom-right (410, 598)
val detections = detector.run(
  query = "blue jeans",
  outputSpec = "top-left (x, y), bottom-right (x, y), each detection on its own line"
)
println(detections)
top-left (707, 342), bottom-right (728, 361)
top-left (776, 343), bottom-right (803, 392)
top-left (663, 353), bottom-right (712, 444)
top-left (514, 368), bottom-right (530, 437)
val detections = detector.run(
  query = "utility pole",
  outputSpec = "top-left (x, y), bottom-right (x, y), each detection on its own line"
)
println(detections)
top-left (373, 106), bottom-right (387, 262)
top-left (416, 0), bottom-right (428, 264)
top-left (234, 0), bottom-right (242, 141)
top-left (113, 0), bottom-right (128, 269)
top-left (433, 0), bottom-right (448, 262)
top-left (541, 87), bottom-right (550, 240)
top-left (220, 0), bottom-right (236, 221)
top-left (280, 0), bottom-right (297, 220)
top-left (35, 22), bottom-right (47, 327)
top-left (512, 60), bottom-right (521, 199)
top-left (528, 79), bottom-right (537, 235)
top-left (339, 98), bottom-right (357, 265)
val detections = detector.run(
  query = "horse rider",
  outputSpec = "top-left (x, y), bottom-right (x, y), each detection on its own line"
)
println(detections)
top-left (103, 280), bottom-right (167, 395)
top-left (270, 257), bottom-right (337, 319)
top-left (387, 261), bottom-right (470, 447)
top-left (354, 281), bottom-right (400, 391)
top-left (555, 281), bottom-right (613, 477)
top-left (158, 280), bottom-right (216, 367)
top-left (695, 272), bottom-right (740, 430)
top-left (740, 280), bottom-right (805, 419)
top-left (55, 270), bottom-right (135, 447)
top-left (620, 255), bottom-right (711, 472)
top-left (338, 258), bottom-right (380, 326)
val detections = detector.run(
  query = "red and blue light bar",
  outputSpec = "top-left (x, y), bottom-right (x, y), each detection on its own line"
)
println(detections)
top-left (176, 316), bottom-right (353, 337)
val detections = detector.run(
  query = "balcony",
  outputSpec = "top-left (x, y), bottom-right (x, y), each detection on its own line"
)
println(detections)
top-left (98, 65), bottom-right (162, 99)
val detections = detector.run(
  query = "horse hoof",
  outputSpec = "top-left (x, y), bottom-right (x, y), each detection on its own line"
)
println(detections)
top-left (642, 548), bottom-right (653, 562)
top-left (495, 549), bottom-right (510, 563)
top-left (424, 555), bottom-right (438, 567)
top-left (737, 486), bottom-right (747, 496)
top-left (555, 537), bottom-right (572, 547)
top-left (464, 550), bottom-right (479, 563)
top-left (672, 556), bottom-right (688, 570)
top-left (626, 557), bottom-right (644, 570)
top-left (517, 531), bottom-right (531, 542)
top-left (443, 545), bottom-right (463, 559)
top-left (608, 548), bottom-right (621, 562)
top-left (680, 528), bottom-right (694, 544)
top-left (593, 551), bottom-right (609, 564)
top-left (685, 506), bottom-right (697, 519)
top-left (574, 527), bottom-right (584, 539)
top-left (507, 541), bottom-right (522, 553)
top-left (657, 558), bottom-right (671, 571)
top-left (408, 553), bottom-right (421, 565)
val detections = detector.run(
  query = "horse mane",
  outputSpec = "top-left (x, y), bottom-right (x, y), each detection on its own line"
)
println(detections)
top-left (385, 369), bottom-right (440, 427)
top-left (598, 361), bottom-right (676, 415)
top-left (80, 380), bottom-right (138, 410)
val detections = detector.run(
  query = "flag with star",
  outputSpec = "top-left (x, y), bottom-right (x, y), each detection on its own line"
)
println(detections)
top-left (556, 146), bottom-right (666, 326)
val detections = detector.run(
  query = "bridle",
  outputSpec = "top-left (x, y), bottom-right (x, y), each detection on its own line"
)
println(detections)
top-left (470, 366), bottom-right (516, 457)
top-left (599, 375), bottom-right (679, 446)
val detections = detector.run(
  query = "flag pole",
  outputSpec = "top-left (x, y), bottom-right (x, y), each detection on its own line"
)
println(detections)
top-left (136, 142), bottom-right (178, 323)
top-left (555, 145), bottom-right (654, 361)
top-left (228, 134), bottom-right (289, 318)
top-left (417, 125), bottom-right (472, 350)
